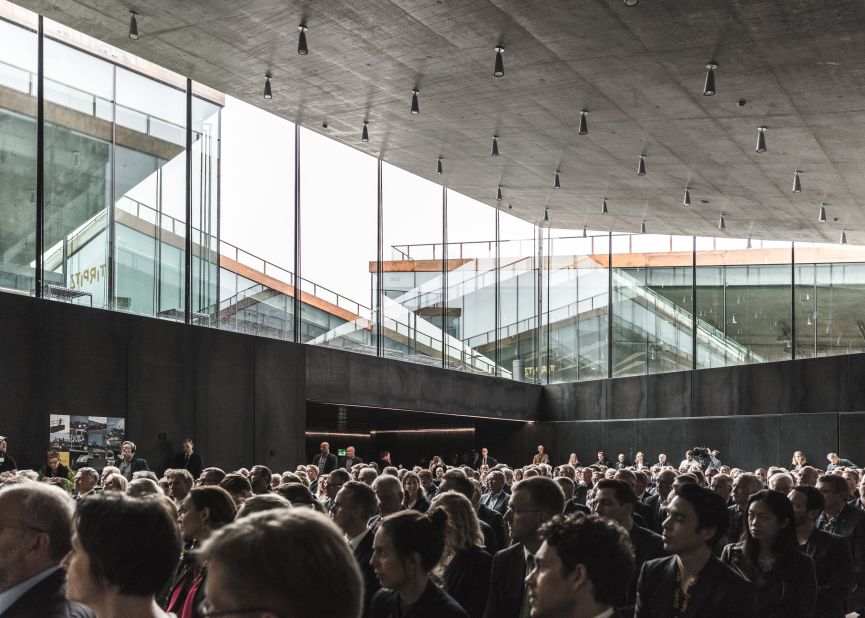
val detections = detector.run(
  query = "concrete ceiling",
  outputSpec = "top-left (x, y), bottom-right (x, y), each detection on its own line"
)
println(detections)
top-left (13, 0), bottom-right (865, 243)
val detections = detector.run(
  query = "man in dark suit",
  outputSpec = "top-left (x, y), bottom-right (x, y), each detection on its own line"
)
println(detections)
top-left (635, 483), bottom-right (754, 618)
top-left (483, 476), bottom-right (565, 618)
top-left (480, 470), bottom-right (508, 515)
top-left (817, 474), bottom-right (865, 613)
top-left (790, 485), bottom-right (854, 618)
top-left (0, 483), bottom-right (93, 618)
top-left (527, 513), bottom-right (635, 618)
top-left (312, 441), bottom-right (338, 474)
top-left (117, 441), bottom-right (149, 481)
top-left (594, 451), bottom-right (612, 468)
top-left (476, 447), bottom-right (497, 469)
top-left (333, 481), bottom-right (380, 618)
top-left (593, 479), bottom-right (665, 608)
top-left (342, 445), bottom-right (363, 471)
top-left (170, 438), bottom-right (203, 479)
top-left (645, 469), bottom-right (675, 534)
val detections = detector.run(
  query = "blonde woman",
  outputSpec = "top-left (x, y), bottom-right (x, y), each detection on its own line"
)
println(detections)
top-left (429, 491), bottom-right (492, 618)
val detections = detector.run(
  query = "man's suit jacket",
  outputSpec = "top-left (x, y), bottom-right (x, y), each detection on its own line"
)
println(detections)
top-left (343, 455), bottom-right (363, 470)
top-left (477, 503), bottom-right (505, 554)
top-left (118, 457), bottom-right (149, 480)
top-left (170, 451), bottom-right (203, 478)
top-left (482, 542), bottom-right (527, 618)
top-left (801, 527), bottom-right (854, 618)
top-left (479, 490), bottom-right (507, 516)
top-left (635, 554), bottom-right (755, 618)
top-left (531, 453), bottom-right (549, 465)
top-left (312, 452), bottom-right (338, 474)
top-left (563, 499), bottom-right (590, 516)
top-left (623, 524), bottom-right (666, 607)
top-left (817, 503), bottom-right (865, 585)
top-left (475, 456), bottom-right (497, 469)
top-left (1, 568), bottom-right (94, 618)
top-left (353, 529), bottom-right (379, 618)
top-left (574, 483), bottom-right (589, 505)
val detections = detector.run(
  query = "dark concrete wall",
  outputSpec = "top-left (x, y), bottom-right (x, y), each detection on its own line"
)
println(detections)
top-left (542, 356), bottom-right (865, 470)
top-left (2, 291), bottom-right (863, 474)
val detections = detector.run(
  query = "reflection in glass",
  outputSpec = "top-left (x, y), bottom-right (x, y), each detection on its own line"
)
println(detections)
top-left (0, 18), bottom-right (37, 293)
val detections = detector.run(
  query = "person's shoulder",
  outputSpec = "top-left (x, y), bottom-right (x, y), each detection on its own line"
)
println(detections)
top-left (493, 541), bottom-right (524, 562)
top-left (425, 581), bottom-right (469, 617)
top-left (640, 555), bottom-right (676, 578)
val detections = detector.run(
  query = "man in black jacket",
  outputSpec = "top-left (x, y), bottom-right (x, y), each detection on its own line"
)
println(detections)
top-left (0, 436), bottom-right (17, 473)
top-left (170, 438), bottom-right (203, 479)
top-left (333, 481), bottom-right (379, 618)
top-left (816, 474), bottom-right (865, 612)
top-left (483, 476), bottom-right (565, 618)
top-left (341, 445), bottom-right (363, 471)
top-left (117, 441), bottom-right (149, 481)
top-left (790, 485), bottom-right (854, 618)
top-left (0, 482), bottom-right (93, 618)
top-left (634, 483), bottom-right (754, 617)
top-left (526, 514), bottom-right (634, 618)
top-left (312, 441), bottom-right (338, 474)
top-left (593, 479), bottom-right (665, 608)
top-left (475, 447), bottom-right (497, 469)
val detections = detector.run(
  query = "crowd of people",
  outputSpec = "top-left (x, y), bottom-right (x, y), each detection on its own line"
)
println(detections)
top-left (0, 433), bottom-right (864, 618)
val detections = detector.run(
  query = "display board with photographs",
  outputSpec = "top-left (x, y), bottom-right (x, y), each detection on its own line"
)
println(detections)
top-left (49, 414), bottom-right (125, 471)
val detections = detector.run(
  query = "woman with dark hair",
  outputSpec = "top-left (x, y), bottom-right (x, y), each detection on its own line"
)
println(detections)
top-left (720, 489), bottom-right (816, 617)
top-left (370, 509), bottom-right (468, 618)
top-left (164, 486), bottom-right (237, 617)
top-left (63, 494), bottom-right (182, 618)
top-left (402, 471), bottom-right (429, 513)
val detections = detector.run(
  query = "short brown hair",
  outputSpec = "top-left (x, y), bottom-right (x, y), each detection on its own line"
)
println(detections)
top-left (201, 509), bottom-right (362, 617)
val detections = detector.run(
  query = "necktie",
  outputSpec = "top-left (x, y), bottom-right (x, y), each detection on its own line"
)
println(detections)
top-left (519, 554), bottom-right (535, 618)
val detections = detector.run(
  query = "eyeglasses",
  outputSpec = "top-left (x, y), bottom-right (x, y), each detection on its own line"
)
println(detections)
top-left (199, 600), bottom-right (281, 617)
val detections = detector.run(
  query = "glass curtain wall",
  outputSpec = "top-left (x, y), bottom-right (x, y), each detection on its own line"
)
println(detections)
top-left (499, 209), bottom-right (539, 382)
top-left (113, 66), bottom-right (187, 318)
top-left (217, 95), bottom-right (295, 340)
top-left (612, 233), bottom-right (694, 377)
top-left (42, 31), bottom-right (114, 307)
top-left (381, 162), bottom-right (444, 365)
top-left (794, 242), bottom-right (865, 358)
top-left (445, 190), bottom-right (498, 375)
top-left (0, 15), bottom-right (37, 293)
top-left (695, 237), bottom-right (792, 368)
top-left (298, 127), bottom-right (376, 352)
top-left (544, 229), bottom-right (609, 383)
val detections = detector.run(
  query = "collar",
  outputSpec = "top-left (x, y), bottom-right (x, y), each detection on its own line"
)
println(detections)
top-left (0, 566), bottom-right (61, 614)
top-left (522, 545), bottom-right (534, 566)
top-left (346, 528), bottom-right (370, 551)
top-left (591, 609), bottom-right (615, 618)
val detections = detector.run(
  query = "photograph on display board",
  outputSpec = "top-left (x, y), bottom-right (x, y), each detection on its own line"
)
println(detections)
top-left (49, 414), bottom-right (125, 471)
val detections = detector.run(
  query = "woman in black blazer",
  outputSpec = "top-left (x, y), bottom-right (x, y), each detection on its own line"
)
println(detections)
top-left (720, 489), bottom-right (817, 618)
top-left (429, 490), bottom-right (492, 618)
top-left (369, 509), bottom-right (468, 618)
top-left (403, 472), bottom-right (430, 513)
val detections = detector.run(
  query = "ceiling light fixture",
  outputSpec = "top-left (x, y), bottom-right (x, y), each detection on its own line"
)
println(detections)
top-left (683, 188), bottom-right (691, 207)
top-left (841, 227), bottom-right (848, 245)
top-left (554, 171), bottom-right (561, 189)
top-left (601, 197), bottom-right (608, 215)
top-left (756, 127), bottom-right (767, 153)
top-left (718, 213), bottom-right (726, 230)
top-left (436, 157), bottom-right (443, 175)
top-left (361, 121), bottom-right (369, 142)
top-left (128, 10), bottom-right (139, 40)
top-left (818, 203), bottom-right (826, 223)
top-left (793, 171), bottom-right (801, 193)
top-left (703, 63), bottom-right (717, 96)
top-left (496, 185), bottom-right (503, 201)
top-left (411, 89), bottom-right (420, 115)
top-left (297, 25), bottom-right (308, 55)
top-left (263, 73), bottom-right (272, 99)
top-left (494, 46), bottom-right (505, 77)
top-left (637, 154), bottom-right (646, 176)
top-left (579, 110), bottom-right (588, 135)
top-left (640, 219), bottom-right (646, 234)
top-left (491, 136), bottom-right (499, 157)
top-left (746, 234), bottom-right (752, 249)
top-left (624, 0), bottom-right (640, 6)
top-left (582, 224), bottom-right (587, 238)
top-left (544, 208), bottom-right (549, 222)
